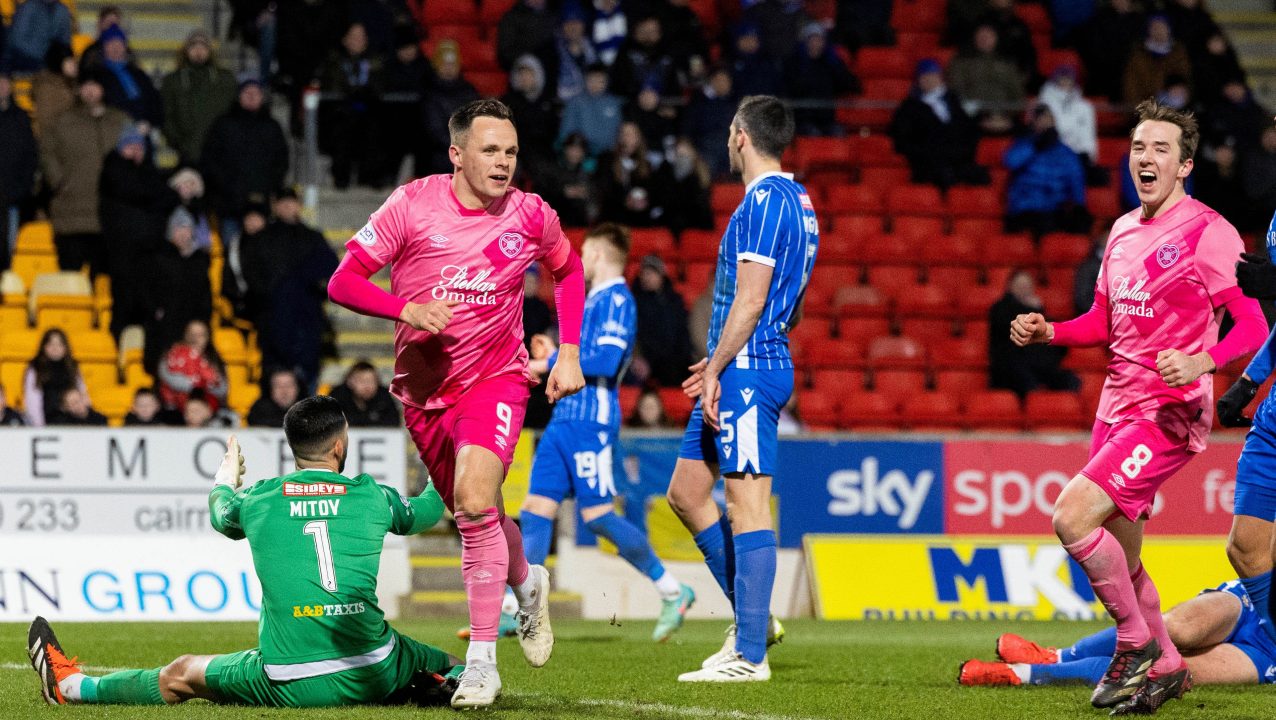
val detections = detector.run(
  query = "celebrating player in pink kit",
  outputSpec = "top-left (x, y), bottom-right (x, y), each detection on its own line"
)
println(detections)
top-left (1011, 100), bottom-right (1268, 714)
top-left (327, 99), bottom-right (586, 708)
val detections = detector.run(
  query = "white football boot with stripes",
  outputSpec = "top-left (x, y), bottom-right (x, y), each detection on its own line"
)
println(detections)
top-left (678, 652), bottom-right (771, 683)
top-left (701, 615), bottom-right (786, 669)
top-left (449, 664), bottom-right (502, 708)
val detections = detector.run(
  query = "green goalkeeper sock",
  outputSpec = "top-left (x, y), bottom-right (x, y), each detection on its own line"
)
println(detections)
top-left (92, 668), bottom-right (165, 705)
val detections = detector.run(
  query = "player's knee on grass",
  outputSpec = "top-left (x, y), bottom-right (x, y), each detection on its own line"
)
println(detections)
top-left (158, 655), bottom-right (211, 704)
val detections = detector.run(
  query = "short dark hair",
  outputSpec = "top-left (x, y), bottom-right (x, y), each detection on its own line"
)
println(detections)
top-left (343, 360), bottom-right (379, 384)
top-left (584, 223), bottom-right (630, 263)
top-left (734, 95), bottom-right (794, 160)
top-left (284, 396), bottom-right (348, 461)
top-left (449, 99), bottom-right (515, 146)
top-left (1133, 98), bottom-right (1199, 163)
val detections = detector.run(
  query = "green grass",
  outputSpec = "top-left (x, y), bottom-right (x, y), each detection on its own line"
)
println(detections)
top-left (1, 619), bottom-right (1272, 719)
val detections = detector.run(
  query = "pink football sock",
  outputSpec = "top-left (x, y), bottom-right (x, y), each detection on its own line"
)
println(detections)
top-left (501, 514), bottom-right (530, 587)
top-left (1064, 527), bottom-right (1151, 650)
top-left (1131, 563), bottom-right (1183, 674)
top-left (457, 508), bottom-right (508, 642)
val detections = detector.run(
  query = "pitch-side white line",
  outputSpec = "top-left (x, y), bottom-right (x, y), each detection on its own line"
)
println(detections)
top-left (514, 692), bottom-right (821, 720)
top-left (0, 661), bottom-right (128, 674)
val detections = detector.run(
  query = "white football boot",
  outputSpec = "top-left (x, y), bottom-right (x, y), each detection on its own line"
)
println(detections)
top-left (516, 564), bottom-right (554, 667)
top-left (679, 652), bottom-right (771, 683)
top-left (701, 615), bottom-right (785, 669)
top-left (449, 664), bottom-right (502, 708)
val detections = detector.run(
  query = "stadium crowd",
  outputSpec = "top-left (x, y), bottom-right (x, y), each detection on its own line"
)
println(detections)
top-left (0, 0), bottom-right (1270, 430)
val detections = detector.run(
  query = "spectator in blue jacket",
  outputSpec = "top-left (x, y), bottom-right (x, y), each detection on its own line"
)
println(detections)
top-left (1003, 104), bottom-right (1090, 239)
top-left (730, 23), bottom-right (782, 98)
top-left (2, 0), bottom-right (73, 73)
top-left (558, 62), bottom-right (624, 155)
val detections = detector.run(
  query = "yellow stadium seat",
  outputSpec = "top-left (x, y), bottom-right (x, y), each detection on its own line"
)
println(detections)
top-left (79, 361), bottom-right (119, 390)
top-left (226, 364), bottom-right (249, 389)
top-left (124, 362), bottom-right (153, 390)
top-left (209, 256), bottom-right (223, 296)
top-left (118, 325), bottom-right (145, 368)
top-left (71, 33), bottom-right (93, 57)
top-left (93, 384), bottom-right (134, 420)
top-left (0, 305), bottom-right (28, 328)
top-left (0, 0), bottom-right (14, 22)
top-left (1, 269), bottom-right (25, 297)
top-left (0, 328), bottom-right (43, 363)
top-left (71, 331), bottom-right (117, 363)
top-left (35, 306), bottom-right (93, 331)
top-left (0, 361), bottom-right (25, 409)
top-left (215, 328), bottom-right (247, 365)
top-left (15, 222), bottom-right (53, 254)
top-left (12, 78), bottom-right (32, 113)
top-left (10, 253), bottom-right (59, 289)
top-left (228, 381), bottom-right (260, 417)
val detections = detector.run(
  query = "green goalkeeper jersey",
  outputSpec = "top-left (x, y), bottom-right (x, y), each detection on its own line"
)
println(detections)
top-left (208, 468), bottom-right (443, 680)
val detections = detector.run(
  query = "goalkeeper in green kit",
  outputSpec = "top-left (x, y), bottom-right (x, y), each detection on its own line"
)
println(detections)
top-left (26, 396), bottom-right (464, 708)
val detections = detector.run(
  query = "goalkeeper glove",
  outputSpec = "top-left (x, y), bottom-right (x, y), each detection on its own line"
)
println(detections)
top-left (1237, 252), bottom-right (1276, 300)
top-left (214, 435), bottom-right (247, 489)
top-left (1217, 376), bottom-right (1260, 428)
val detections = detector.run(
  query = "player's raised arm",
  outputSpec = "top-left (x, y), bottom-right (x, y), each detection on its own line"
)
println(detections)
top-left (208, 435), bottom-right (247, 540)
top-left (538, 211), bottom-right (586, 403)
top-left (383, 480), bottom-right (446, 536)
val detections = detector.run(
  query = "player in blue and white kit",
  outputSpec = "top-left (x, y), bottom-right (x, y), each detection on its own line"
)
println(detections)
top-left (520, 223), bottom-right (696, 643)
top-left (1218, 209), bottom-right (1276, 645)
top-left (669, 96), bottom-right (818, 683)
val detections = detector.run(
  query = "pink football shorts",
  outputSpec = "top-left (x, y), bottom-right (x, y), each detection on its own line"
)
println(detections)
top-left (402, 371), bottom-right (530, 510)
top-left (1078, 418), bottom-right (1196, 522)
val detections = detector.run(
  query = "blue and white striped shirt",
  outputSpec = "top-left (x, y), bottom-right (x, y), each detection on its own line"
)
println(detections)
top-left (548, 276), bottom-right (635, 428)
top-left (706, 171), bottom-right (820, 370)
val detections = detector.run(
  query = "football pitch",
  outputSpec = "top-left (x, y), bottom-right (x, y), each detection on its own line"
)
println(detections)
top-left (1, 618), bottom-right (1271, 719)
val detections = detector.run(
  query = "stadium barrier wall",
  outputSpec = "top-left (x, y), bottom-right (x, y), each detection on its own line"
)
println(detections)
top-left (0, 428), bottom-right (409, 622)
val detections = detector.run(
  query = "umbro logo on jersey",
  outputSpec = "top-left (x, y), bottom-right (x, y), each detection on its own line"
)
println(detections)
top-left (355, 222), bottom-right (377, 247)
top-left (741, 388), bottom-right (755, 404)
top-left (754, 189), bottom-right (770, 205)
top-left (1110, 244), bottom-right (1123, 258)
top-left (429, 234), bottom-right (450, 248)
top-left (473, 569), bottom-right (494, 583)
top-left (1156, 243), bottom-right (1180, 268)
top-left (495, 435), bottom-right (508, 450)
top-left (499, 232), bottom-right (525, 258)
top-left (1109, 473), bottom-right (1126, 488)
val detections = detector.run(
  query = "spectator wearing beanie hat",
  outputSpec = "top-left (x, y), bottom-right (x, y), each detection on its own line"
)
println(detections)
top-left (97, 24), bottom-right (163, 127)
top-left (161, 29), bottom-right (237, 166)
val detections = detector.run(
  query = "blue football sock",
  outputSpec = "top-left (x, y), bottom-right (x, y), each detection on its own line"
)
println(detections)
top-left (720, 514), bottom-right (736, 605)
top-left (586, 511), bottom-right (665, 581)
top-left (1028, 657), bottom-right (1109, 686)
top-left (693, 518), bottom-right (734, 606)
top-left (732, 530), bottom-right (776, 664)
top-left (1059, 626), bottom-right (1117, 662)
top-left (519, 512), bottom-right (553, 567)
top-left (1241, 572), bottom-right (1274, 641)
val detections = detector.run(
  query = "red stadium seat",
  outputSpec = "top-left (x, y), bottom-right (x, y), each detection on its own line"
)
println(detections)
top-left (951, 217), bottom-right (1001, 238)
top-left (872, 368), bottom-right (929, 403)
top-left (1015, 3), bottom-right (1052, 35)
top-left (895, 284), bottom-right (956, 319)
top-left (459, 40), bottom-right (499, 71)
top-left (619, 386), bottom-right (640, 419)
top-left (1087, 187), bottom-right (1124, 221)
top-left (426, 24), bottom-right (484, 43)
top-left (834, 214), bottom-right (886, 239)
top-left (838, 317), bottom-right (893, 344)
top-left (860, 233), bottom-right (917, 265)
top-left (1040, 232), bottom-right (1091, 267)
top-left (935, 369), bottom-right (988, 395)
top-left (887, 184), bottom-right (946, 219)
top-left (984, 233), bottom-right (1036, 265)
top-left (798, 389), bottom-right (842, 430)
top-left (794, 136), bottom-right (854, 176)
top-left (868, 335), bottom-right (927, 369)
top-left (466, 70), bottom-right (508, 97)
top-left (1038, 286), bottom-right (1072, 317)
top-left (711, 184), bottom-right (744, 214)
top-left (804, 338), bottom-right (863, 369)
top-left (984, 265), bottom-right (1014, 292)
top-left (1064, 346), bottom-right (1109, 372)
top-left (1025, 391), bottom-right (1088, 430)
top-left (838, 103), bottom-right (895, 134)
top-left (1038, 48), bottom-right (1082, 80)
top-left (921, 233), bottom-right (981, 267)
top-left (861, 78), bottom-right (912, 100)
top-left (819, 230), bottom-right (862, 262)
top-left (947, 186), bottom-right (1004, 219)
top-left (976, 137), bottom-right (1014, 167)
top-left (425, 0), bottom-right (479, 25)
top-left (1098, 137), bottom-right (1131, 167)
top-left (895, 32), bottom-right (940, 60)
top-left (859, 166), bottom-right (911, 189)
top-left (629, 227), bottom-right (674, 258)
top-left (924, 267), bottom-right (980, 292)
top-left (479, 0), bottom-right (516, 24)
top-left (658, 388), bottom-right (694, 425)
top-left (892, 0), bottom-right (945, 33)
top-left (678, 229), bottom-right (720, 262)
top-left (834, 285), bottom-right (893, 320)
top-left (956, 284), bottom-right (1005, 321)
top-left (823, 184), bottom-right (884, 215)
top-left (901, 391), bottom-right (963, 430)
top-left (963, 390), bottom-right (1024, 430)
top-left (856, 47), bottom-right (914, 79)
top-left (843, 390), bottom-right (902, 430)
top-left (856, 134), bottom-right (905, 168)
top-left (811, 369), bottom-right (869, 394)
top-left (899, 317), bottom-right (960, 342)
top-left (890, 216), bottom-right (945, 244)
top-left (866, 265), bottom-right (923, 299)
top-left (929, 336), bottom-right (988, 371)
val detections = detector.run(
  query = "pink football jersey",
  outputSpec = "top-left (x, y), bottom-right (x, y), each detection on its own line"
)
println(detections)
top-left (1093, 197), bottom-right (1244, 451)
top-left (347, 175), bottom-right (570, 410)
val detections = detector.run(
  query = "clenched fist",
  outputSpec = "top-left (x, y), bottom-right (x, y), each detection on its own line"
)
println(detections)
top-left (399, 299), bottom-right (460, 334)
top-left (1156, 349), bottom-right (1215, 388)
top-left (546, 344), bottom-right (585, 403)
top-left (1009, 313), bottom-right (1052, 347)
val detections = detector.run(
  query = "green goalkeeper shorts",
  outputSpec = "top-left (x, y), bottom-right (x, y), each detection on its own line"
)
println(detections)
top-left (204, 630), bottom-right (451, 708)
